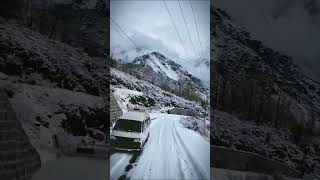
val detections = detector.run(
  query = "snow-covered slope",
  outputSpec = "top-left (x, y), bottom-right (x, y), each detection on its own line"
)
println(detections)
top-left (110, 68), bottom-right (205, 116)
top-left (116, 51), bottom-right (209, 102)
top-left (0, 19), bottom-right (109, 97)
top-left (133, 52), bottom-right (180, 81)
top-left (2, 81), bottom-right (107, 163)
top-left (0, 19), bottom-right (109, 163)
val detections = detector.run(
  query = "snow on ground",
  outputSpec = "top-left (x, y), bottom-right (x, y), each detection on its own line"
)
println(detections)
top-left (110, 152), bottom-right (133, 180)
top-left (112, 86), bottom-right (174, 114)
top-left (4, 82), bottom-right (106, 164)
top-left (112, 87), bottom-right (143, 112)
top-left (110, 113), bottom-right (210, 180)
top-left (180, 116), bottom-right (210, 142)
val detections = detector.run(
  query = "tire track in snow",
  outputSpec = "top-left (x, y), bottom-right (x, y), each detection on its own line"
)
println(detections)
top-left (127, 117), bottom-right (162, 179)
top-left (171, 119), bottom-right (187, 179)
top-left (172, 119), bottom-right (209, 179)
top-left (156, 119), bottom-right (164, 145)
top-left (110, 153), bottom-right (133, 180)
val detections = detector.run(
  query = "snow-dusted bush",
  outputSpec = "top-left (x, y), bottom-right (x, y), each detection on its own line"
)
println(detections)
top-left (180, 116), bottom-right (210, 141)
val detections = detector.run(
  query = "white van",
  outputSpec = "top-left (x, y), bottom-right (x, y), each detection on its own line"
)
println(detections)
top-left (110, 111), bottom-right (151, 151)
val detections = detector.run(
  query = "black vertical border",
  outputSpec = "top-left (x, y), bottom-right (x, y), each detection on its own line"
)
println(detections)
top-left (105, 0), bottom-right (111, 179)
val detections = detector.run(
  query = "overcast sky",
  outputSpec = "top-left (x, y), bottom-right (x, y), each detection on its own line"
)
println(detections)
top-left (215, 0), bottom-right (320, 79)
top-left (110, 0), bottom-right (210, 62)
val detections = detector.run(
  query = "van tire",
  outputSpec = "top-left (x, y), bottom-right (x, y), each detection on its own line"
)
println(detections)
top-left (147, 132), bottom-right (150, 139)
top-left (144, 133), bottom-right (149, 145)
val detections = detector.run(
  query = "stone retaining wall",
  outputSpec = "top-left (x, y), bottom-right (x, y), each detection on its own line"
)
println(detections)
top-left (110, 92), bottom-right (122, 122)
top-left (167, 107), bottom-right (199, 117)
top-left (0, 88), bottom-right (41, 179)
top-left (211, 145), bottom-right (301, 178)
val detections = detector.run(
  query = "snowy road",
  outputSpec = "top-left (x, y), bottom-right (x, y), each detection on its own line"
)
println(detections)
top-left (110, 113), bottom-right (210, 180)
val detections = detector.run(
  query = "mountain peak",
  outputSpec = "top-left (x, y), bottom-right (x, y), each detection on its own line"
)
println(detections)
top-left (132, 51), bottom-right (181, 81)
top-left (150, 51), bottom-right (165, 59)
top-left (124, 51), bottom-right (208, 98)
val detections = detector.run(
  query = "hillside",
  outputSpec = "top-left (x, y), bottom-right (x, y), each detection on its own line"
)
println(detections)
top-left (110, 68), bottom-right (205, 116)
top-left (211, 5), bottom-right (320, 177)
top-left (0, 18), bottom-right (109, 97)
top-left (0, 17), bottom-right (109, 163)
top-left (212, 6), bottom-right (320, 135)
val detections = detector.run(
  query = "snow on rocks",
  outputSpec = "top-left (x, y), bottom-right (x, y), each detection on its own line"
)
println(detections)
top-left (3, 81), bottom-right (107, 163)
top-left (180, 116), bottom-right (210, 142)
top-left (110, 68), bottom-right (205, 114)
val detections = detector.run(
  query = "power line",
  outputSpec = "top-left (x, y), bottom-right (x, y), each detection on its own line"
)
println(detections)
top-left (178, 0), bottom-right (197, 58)
top-left (110, 16), bottom-right (141, 52)
top-left (111, 21), bottom-right (127, 43)
top-left (190, 0), bottom-right (204, 59)
top-left (162, 0), bottom-right (189, 57)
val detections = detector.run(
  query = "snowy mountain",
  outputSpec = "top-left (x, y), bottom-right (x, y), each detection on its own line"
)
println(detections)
top-left (211, 5), bottom-right (320, 177)
top-left (115, 51), bottom-right (209, 103)
top-left (112, 43), bottom-right (210, 84)
top-left (132, 52), bottom-right (182, 81)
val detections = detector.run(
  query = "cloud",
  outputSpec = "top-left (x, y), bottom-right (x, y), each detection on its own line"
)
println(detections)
top-left (110, 0), bottom-right (210, 83)
top-left (110, 0), bottom-right (210, 60)
top-left (111, 30), bottom-right (179, 62)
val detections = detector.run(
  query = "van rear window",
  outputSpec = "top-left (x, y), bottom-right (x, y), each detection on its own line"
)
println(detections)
top-left (114, 119), bottom-right (141, 133)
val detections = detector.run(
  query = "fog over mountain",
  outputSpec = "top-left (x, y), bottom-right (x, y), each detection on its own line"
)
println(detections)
top-left (110, 0), bottom-right (210, 84)
top-left (215, 0), bottom-right (320, 80)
